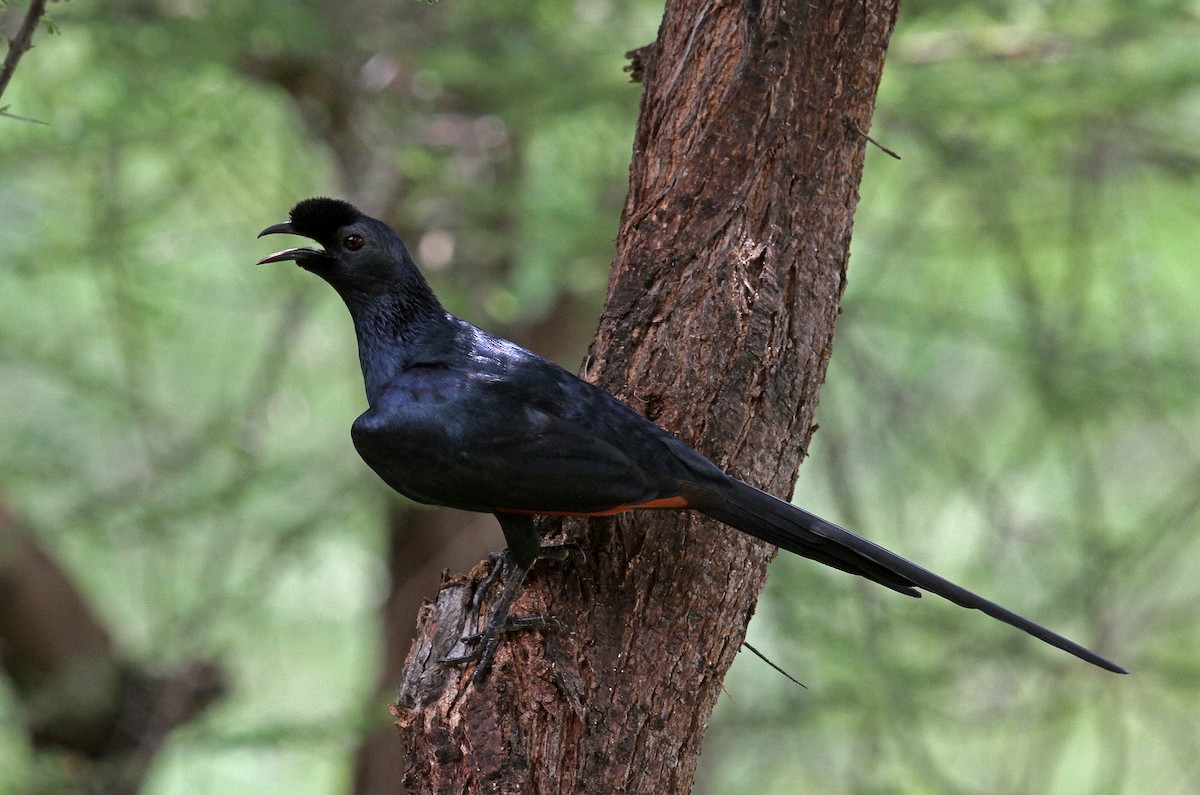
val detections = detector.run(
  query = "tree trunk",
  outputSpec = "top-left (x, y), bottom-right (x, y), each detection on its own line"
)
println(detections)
top-left (393, 0), bottom-right (899, 791)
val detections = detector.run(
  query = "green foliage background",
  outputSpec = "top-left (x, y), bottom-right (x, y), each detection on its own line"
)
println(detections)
top-left (0, 1), bottom-right (1196, 793)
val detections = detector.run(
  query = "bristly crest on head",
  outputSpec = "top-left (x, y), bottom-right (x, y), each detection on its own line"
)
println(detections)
top-left (288, 197), bottom-right (363, 242)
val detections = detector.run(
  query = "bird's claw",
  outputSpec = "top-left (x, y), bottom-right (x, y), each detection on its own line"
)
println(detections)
top-left (441, 615), bottom-right (562, 683)
top-left (469, 551), bottom-right (511, 613)
top-left (470, 543), bottom-right (583, 611)
top-left (442, 541), bottom-right (580, 684)
top-left (456, 614), bottom-right (562, 647)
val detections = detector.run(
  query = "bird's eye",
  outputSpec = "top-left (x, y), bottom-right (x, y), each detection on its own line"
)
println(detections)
top-left (343, 234), bottom-right (365, 251)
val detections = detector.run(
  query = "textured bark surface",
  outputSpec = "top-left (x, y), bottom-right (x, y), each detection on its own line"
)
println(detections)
top-left (393, 0), bottom-right (900, 792)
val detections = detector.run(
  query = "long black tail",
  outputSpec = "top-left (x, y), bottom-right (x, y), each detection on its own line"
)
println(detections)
top-left (700, 477), bottom-right (1127, 674)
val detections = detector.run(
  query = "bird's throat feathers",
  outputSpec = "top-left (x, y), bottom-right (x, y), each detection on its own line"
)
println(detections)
top-left (346, 289), bottom-right (450, 402)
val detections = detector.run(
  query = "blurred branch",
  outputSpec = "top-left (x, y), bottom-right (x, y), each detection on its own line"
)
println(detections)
top-left (89, 155), bottom-right (162, 471)
top-left (0, 0), bottom-right (49, 117)
top-left (240, 53), bottom-right (373, 196)
top-left (171, 473), bottom-right (365, 644)
top-left (0, 500), bottom-right (116, 738)
top-left (50, 286), bottom-right (312, 534)
top-left (0, 498), bottom-right (225, 792)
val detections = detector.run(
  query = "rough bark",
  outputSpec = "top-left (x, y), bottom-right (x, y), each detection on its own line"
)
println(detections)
top-left (393, 0), bottom-right (899, 792)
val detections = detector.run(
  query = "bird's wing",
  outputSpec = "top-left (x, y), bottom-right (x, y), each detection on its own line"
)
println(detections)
top-left (351, 364), bottom-right (676, 514)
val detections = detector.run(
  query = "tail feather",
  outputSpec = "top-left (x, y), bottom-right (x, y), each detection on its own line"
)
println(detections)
top-left (701, 478), bottom-right (1127, 674)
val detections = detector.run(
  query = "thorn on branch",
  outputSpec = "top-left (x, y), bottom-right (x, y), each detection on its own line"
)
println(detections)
top-left (0, 104), bottom-right (46, 124)
top-left (742, 641), bottom-right (807, 689)
top-left (847, 118), bottom-right (901, 160)
top-left (0, 0), bottom-right (52, 112)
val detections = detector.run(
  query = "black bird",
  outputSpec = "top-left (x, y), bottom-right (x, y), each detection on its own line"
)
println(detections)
top-left (258, 197), bottom-right (1126, 681)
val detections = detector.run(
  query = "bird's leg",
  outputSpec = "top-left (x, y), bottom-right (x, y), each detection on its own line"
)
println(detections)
top-left (468, 550), bottom-right (508, 614)
top-left (441, 514), bottom-right (577, 683)
top-left (441, 549), bottom-right (557, 678)
top-left (467, 543), bottom-right (578, 615)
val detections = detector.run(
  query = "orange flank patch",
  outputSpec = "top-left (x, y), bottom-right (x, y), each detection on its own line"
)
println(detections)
top-left (499, 495), bottom-right (689, 517)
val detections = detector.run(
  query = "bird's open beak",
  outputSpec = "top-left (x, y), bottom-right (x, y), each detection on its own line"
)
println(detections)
top-left (256, 221), bottom-right (334, 266)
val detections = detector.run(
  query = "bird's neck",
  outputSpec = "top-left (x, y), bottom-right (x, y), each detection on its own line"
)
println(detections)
top-left (340, 287), bottom-right (449, 404)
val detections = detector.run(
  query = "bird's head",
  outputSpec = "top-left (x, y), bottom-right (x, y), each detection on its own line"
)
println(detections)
top-left (257, 197), bottom-right (420, 296)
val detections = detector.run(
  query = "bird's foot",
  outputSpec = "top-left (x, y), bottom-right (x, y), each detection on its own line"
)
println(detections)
top-left (469, 550), bottom-right (511, 614)
top-left (442, 543), bottom-right (579, 684)
top-left (469, 543), bottom-right (582, 613)
top-left (441, 615), bottom-right (562, 683)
